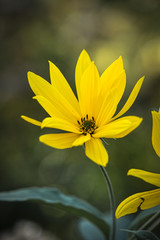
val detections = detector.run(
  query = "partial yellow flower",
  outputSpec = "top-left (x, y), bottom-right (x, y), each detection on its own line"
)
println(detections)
top-left (116, 169), bottom-right (160, 219)
top-left (21, 50), bottom-right (144, 166)
top-left (152, 108), bottom-right (160, 158)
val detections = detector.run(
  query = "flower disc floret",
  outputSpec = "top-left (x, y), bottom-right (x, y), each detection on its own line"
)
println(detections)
top-left (78, 115), bottom-right (97, 135)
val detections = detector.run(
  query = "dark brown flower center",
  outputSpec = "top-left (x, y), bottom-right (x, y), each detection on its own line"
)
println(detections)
top-left (77, 115), bottom-right (97, 135)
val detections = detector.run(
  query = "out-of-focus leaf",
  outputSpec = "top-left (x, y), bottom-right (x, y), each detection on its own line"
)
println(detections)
top-left (130, 205), bottom-right (160, 230)
top-left (104, 213), bottom-right (133, 240)
top-left (116, 215), bottom-right (133, 239)
top-left (78, 219), bottom-right (106, 240)
top-left (0, 187), bottom-right (109, 236)
top-left (122, 229), bottom-right (160, 240)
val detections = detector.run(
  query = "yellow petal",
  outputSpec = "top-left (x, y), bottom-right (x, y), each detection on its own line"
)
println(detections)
top-left (113, 76), bottom-right (144, 120)
top-left (75, 49), bottom-right (91, 100)
top-left (95, 88), bottom-right (118, 127)
top-left (94, 116), bottom-right (142, 138)
top-left (33, 95), bottom-right (56, 118)
top-left (28, 71), bottom-right (55, 102)
top-left (33, 95), bottom-right (76, 124)
top-left (85, 138), bottom-right (108, 166)
top-left (100, 57), bottom-right (125, 102)
top-left (116, 188), bottom-right (160, 219)
top-left (152, 108), bottom-right (160, 158)
top-left (111, 70), bottom-right (126, 107)
top-left (39, 133), bottom-right (79, 149)
top-left (41, 117), bottom-right (80, 134)
top-left (141, 189), bottom-right (160, 210)
top-left (28, 72), bottom-right (80, 122)
top-left (79, 62), bottom-right (100, 117)
top-left (21, 115), bottom-right (41, 126)
top-left (128, 169), bottom-right (160, 188)
top-left (49, 61), bottom-right (80, 114)
top-left (72, 134), bottom-right (91, 146)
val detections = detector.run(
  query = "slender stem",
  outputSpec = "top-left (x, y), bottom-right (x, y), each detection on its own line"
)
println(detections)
top-left (128, 210), bottom-right (160, 240)
top-left (99, 166), bottom-right (116, 240)
top-left (139, 210), bottom-right (160, 231)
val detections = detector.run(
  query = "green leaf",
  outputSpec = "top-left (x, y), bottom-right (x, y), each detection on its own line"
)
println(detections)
top-left (130, 205), bottom-right (160, 230)
top-left (104, 213), bottom-right (133, 240)
top-left (122, 229), bottom-right (160, 240)
top-left (78, 219), bottom-right (106, 240)
top-left (0, 187), bottom-right (109, 236)
top-left (116, 215), bottom-right (133, 240)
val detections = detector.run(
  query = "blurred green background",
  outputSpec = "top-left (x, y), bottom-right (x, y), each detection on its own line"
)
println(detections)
top-left (0, 0), bottom-right (160, 239)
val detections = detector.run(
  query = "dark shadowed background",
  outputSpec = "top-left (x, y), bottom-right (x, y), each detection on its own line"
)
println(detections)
top-left (0, 0), bottom-right (160, 239)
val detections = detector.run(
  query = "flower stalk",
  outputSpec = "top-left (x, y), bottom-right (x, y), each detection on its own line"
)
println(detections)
top-left (128, 210), bottom-right (160, 240)
top-left (99, 166), bottom-right (116, 240)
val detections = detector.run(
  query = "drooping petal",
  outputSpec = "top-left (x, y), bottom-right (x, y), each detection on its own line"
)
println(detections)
top-left (152, 108), bottom-right (160, 158)
top-left (128, 169), bottom-right (160, 188)
top-left (41, 117), bottom-right (80, 134)
top-left (100, 57), bottom-right (125, 103)
top-left (72, 134), bottom-right (91, 146)
top-left (49, 61), bottom-right (80, 114)
top-left (85, 138), bottom-right (108, 166)
top-left (21, 115), bottom-right (41, 126)
top-left (116, 188), bottom-right (160, 219)
top-left (94, 116), bottom-right (142, 138)
top-left (113, 76), bottom-right (144, 120)
top-left (39, 133), bottom-right (79, 149)
top-left (79, 62), bottom-right (100, 118)
top-left (75, 49), bottom-right (91, 100)
top-left (28, 72), bottom-right (81, 122)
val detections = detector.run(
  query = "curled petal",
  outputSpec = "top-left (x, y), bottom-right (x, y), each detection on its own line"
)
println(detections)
top-left (152, 108), bottom-right (160, 158)
top-left (128, 169), bottom-right (160, 188)
top-left (116, 188), bottom-right (160, 219)
top-left (85, 138), bottom-right (108, 166)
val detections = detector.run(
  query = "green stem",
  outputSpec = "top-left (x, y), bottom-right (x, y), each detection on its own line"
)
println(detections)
top-left (128, 210), bottom-right (160, 240)
top-left (99, 166), bottom-right (116, 240)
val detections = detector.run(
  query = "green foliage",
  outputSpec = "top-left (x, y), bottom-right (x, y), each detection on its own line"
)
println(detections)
top-left (130, 205), bottom-right (160, 230)
top-left (123, 229), bottom-right (160, 240)
top-left (0, 186), bottom-right (159, 239)
top-left (0, 187), bottom-right (109, 237)
top-left (78, 219), bottom-right (106, 240)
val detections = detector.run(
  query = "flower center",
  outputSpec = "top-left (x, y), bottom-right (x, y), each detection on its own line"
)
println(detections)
top-left (77, 115), bottom-right (97, 135)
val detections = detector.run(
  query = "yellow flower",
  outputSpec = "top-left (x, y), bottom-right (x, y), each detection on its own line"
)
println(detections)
top-left (116, 108), bottom-right (160, 218)
top-left (21, 50), bottom-right (143, 166)
top-left (116, 169), bottom-right (160, 219)
top-left (152, 108), bottom-right (160, 158)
